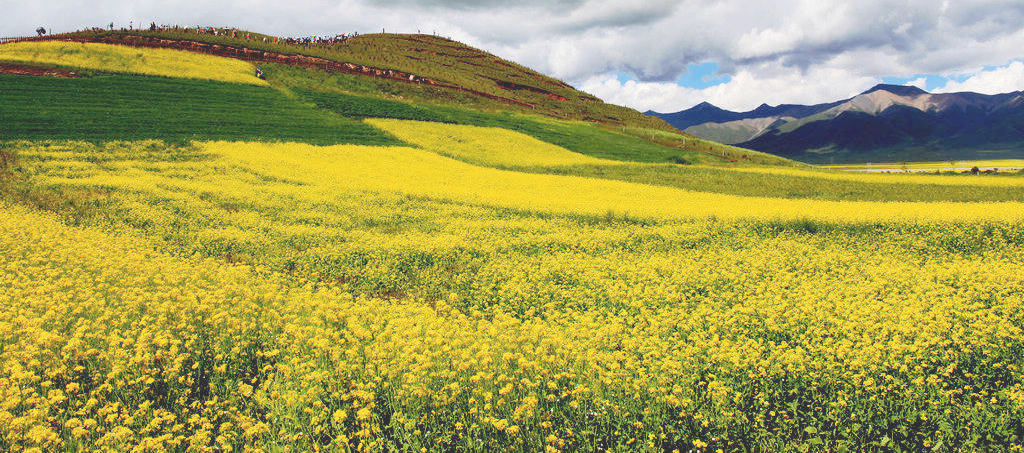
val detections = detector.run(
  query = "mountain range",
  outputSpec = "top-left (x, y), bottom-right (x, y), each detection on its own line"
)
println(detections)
top-left (646, 84), bottom-right (1024, 163)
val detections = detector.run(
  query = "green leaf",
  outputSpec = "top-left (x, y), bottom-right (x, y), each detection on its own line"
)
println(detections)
top-left (805, 426), bottom-right (818, 435)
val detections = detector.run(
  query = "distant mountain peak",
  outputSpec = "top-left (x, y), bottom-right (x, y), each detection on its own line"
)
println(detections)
top-left (691, 101), bottom-right (723, 110)
top-left (861, 83), bottom-right (928, 97)
top-left (644, 101), bottom-right (722, 116)
top-left (647, 82), bottom-right (1024, 163)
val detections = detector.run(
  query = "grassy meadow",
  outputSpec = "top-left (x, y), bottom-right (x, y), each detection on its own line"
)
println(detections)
top-left (293, 87), bottom-right (737, 165)
top-left (0, 74), bottom-right (398, 145)
top-left (2, 38), bottom-right (1024, 452)
top-left (532, 163), bottom-right (1024, 202)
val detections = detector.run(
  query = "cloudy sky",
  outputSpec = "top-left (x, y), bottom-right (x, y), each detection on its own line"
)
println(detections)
top-left (4, 0), bottom-right (1024, 112)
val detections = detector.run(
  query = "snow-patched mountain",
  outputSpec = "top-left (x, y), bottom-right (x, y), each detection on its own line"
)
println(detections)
top-left (647, 84), bottom-right (1024, 163)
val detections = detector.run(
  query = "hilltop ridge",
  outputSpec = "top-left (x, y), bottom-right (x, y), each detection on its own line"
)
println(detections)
top-left (22, 27), bottom-right (671, 131)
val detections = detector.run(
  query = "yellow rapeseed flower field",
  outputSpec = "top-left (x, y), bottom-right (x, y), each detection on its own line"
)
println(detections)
top-left (824, 159), bottom-right (1024, 171)
top-left (206, 141), bottom-right (1024, 222)
top-left (0, 41), bottom-right (267, 85)
top-left (715, 164), bottom-right (1024, 188)
top-left (2, 140), bottom-right (1024, 452)
top-left (366, 118), bottom-right (621, 168)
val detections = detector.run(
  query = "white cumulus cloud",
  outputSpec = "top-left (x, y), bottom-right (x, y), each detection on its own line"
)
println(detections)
top-left (933, 60), bottom-right (1024, 94)
top-left (582, 59), bottom-right (881, 112)
top-left (4, 0), bottom-right (1024, 111)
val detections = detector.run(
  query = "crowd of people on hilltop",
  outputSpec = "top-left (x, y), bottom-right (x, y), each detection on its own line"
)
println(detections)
top-left (139, 23), bottom-right (360, 48)
top-left (48, 22), bottom-right (360, 49)
top-left (280, 33), bottom-right (359, 47)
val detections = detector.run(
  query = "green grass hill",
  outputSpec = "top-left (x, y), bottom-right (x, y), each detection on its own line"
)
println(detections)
top-left (0, 28), bottom-right (792, 166)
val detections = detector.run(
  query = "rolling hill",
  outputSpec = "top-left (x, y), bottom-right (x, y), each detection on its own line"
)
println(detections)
top-left (650, 84), bottom-right (1024, 163)
top-left (0, 30), bottom-right (793, 166)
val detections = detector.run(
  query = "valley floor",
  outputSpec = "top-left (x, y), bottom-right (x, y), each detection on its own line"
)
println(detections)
top-left (825, 159), bottom-right (1024, 173)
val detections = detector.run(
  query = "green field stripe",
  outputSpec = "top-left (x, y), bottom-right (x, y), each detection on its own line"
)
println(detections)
top-left (0, 74), bottom-right (402, 145)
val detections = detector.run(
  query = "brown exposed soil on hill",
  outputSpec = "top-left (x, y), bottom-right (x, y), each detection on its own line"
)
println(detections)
top-left (407, 48), bottom-right (485, 59)
top-left (0, 62), bottom-right (81, 78)
top-left (489, 78), bottom-right (569, 101)
top-left (36, 35), bottom-right (535, 108)
top-left (397, 36), bottom-right (476, 53)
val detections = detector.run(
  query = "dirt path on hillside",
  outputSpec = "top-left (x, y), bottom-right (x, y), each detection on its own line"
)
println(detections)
top-left (0, 62), bottom-right (81, 78)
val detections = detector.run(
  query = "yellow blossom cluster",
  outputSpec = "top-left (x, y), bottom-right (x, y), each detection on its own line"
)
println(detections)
top-left (716, 164), bottom-right (1024, 188)
top-left (366, 118), bottom-right (621, 168)
top-left (1, 140), bottom-right (1023, 451)
top-left (204, 140), bottom-right (1024, 223)
top-left (0, 41), bottom-right (267, 86)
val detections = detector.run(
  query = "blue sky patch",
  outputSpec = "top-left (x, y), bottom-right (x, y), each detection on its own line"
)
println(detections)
top-left (881, 74), bottom-right (953, 91)
top-left (614, 62), bottom-right (732, 89)
top-left (613, 72), bottom-right (634, 83)
top-left (675, 62), bottom-right (732, 89)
